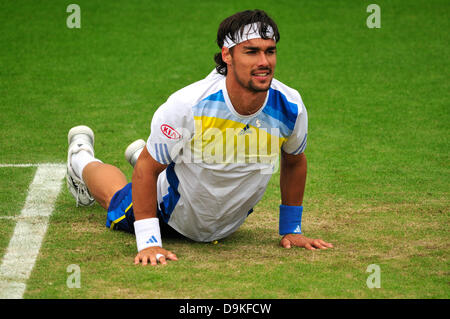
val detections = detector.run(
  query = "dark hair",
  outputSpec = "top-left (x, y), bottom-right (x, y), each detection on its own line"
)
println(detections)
top-left (214, 9), bottom-right (280, 75)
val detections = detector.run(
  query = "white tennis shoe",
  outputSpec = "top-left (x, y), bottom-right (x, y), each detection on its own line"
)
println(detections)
top-left (66, 125), bottom-right (95, 206)
top-left (125, 139), bottom-right (146, 167)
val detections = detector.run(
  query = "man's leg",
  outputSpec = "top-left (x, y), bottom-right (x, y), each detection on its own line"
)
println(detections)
top-left (80, 139), bottom-right (147, 209)
top-left (66, 125), bottom-right (127, 210)
top-left (82, 162), bottom-right (127, 210)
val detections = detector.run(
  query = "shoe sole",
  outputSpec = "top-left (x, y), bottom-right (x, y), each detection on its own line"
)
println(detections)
top-left (125, 139), bottom-right (146, 166)
top-left (68, 125), bottom-right (94, 146)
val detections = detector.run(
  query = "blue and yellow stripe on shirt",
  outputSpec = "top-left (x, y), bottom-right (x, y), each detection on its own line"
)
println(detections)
top-left (190, 88), bottom-right (298, 164)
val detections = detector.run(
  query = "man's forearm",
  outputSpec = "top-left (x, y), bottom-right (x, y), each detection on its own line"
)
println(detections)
top-left (131, 147), bottom-right (167, 221)
top-left (131, 147), bottom-right (172, 255)
top-left (280, 151), bottom-right (307, 206)
top-left (132, 163), bottom-right (159, 221)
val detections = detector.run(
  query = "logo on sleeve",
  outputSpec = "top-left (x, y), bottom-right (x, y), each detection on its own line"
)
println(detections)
top-left (160, 124), bottom-right (181, 140)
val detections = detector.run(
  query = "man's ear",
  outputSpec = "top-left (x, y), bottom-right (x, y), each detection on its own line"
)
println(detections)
top-left (222, 46), bottom-right (232, 65)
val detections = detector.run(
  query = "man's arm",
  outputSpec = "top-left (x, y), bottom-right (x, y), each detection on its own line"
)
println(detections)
top-left (279, 150), bottom-right (333, 250)
top-left (280, 150), bottom-right (307, 206)
top-left (132, 146), bottom-right (178, 265)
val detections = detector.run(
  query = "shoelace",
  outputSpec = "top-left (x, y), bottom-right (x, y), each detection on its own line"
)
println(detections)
top-left (75, 179), bottom-right (94, 207)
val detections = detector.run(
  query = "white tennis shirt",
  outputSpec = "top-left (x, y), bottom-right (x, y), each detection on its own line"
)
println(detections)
top-left (147, 70), bottom-right (308, 242)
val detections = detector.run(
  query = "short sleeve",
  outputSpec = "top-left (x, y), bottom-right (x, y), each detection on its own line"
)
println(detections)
top-left (281, 101), bottom-right (308, 155)
top-left (146, 97), bottom-right (194, 164)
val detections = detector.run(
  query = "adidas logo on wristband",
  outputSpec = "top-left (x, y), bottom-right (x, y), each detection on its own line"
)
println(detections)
top-left (134, 218), bottom-right (162, 251)
top-left (146, 236), bottom-right (158, 244)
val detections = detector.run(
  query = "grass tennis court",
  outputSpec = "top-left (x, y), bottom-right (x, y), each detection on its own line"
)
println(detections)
top-left (0, 0), bottom-right (448, 299)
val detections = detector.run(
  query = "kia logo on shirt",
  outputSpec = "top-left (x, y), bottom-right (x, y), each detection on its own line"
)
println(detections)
top-left (161, 124), bottom-right (181, 140)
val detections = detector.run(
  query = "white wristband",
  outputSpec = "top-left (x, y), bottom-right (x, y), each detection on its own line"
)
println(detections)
top-left (134, 218), bottom-right (162, 252)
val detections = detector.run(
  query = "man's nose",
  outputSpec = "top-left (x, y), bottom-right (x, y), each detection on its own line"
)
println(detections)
top-left (256, 51), bottom-right (270, 67)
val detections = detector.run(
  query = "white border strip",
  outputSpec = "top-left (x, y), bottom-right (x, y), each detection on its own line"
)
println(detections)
top-left (0, 164), bottom-right (38, 167)
top-left (0, 163), bottom-right (66, 299)
top-left (0, 163), bottom-right (64, 168)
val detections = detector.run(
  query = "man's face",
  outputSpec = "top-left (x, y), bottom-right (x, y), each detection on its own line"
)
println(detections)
top-left (225, 38), bottom-right (277, 93)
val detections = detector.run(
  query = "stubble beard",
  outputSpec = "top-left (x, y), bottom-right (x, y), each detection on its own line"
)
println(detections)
top-left (233, 68), bottom-right (273, 93)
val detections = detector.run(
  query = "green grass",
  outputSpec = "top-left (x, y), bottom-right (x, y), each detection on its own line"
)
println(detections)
top-left (0, 0), bottom-right (449, 299)
top-left (0, 167), bottom-right (36, 258)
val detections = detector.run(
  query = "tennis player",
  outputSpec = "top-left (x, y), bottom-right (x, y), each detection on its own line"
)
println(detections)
top-left (66, 9), bottom-right (333, 266)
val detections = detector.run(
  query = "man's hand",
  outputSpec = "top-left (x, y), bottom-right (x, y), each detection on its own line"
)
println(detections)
top-left (134, 246), bottom-right (178, 266)
top-left (280, 234), bottom-right (333, 250)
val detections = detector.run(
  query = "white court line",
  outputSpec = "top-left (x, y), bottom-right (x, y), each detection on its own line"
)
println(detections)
top-left (0, 163), bottom-right (66, 299)
top-left (0, 163), bottom-right (64, 168)
top-left (0, 164), bottom-right (38, 167)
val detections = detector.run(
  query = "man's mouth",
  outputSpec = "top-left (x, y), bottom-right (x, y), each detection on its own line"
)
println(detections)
top-left (252, 70), bottom-right (271, 79)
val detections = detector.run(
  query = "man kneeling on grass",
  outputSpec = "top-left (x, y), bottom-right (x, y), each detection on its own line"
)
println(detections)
top-left (65, 9), bottom-right (333, 266)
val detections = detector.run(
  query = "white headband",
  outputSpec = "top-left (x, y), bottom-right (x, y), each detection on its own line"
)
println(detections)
top-left (222, 23), bottom-right (276, 48)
